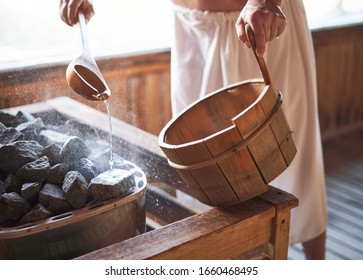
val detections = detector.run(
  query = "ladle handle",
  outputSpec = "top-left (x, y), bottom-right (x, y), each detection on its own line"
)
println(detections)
top-left (78, 13), bottom-right (92, 57)
top-left (245, 24), bottom-right (271, 86)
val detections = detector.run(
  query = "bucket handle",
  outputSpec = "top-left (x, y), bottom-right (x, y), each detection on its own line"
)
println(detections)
top-left (245, 24), bottom-right (271, 86)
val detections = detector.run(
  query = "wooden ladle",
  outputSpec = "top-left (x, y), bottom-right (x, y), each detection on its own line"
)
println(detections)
top-left (66, 13), bottom-right (110, 101)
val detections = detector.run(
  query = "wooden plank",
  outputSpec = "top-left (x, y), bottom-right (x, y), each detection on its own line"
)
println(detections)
top-left (268, 108), bottom-right (296, 165)
top-left (258, 186), bottom-right (299, 211)
top-left (327, 227), bottom-right (363, 255)
top-left (268, 208), bottom-right (291, 260)
top-left (233, 86), bottom-right (287, 183)
top-left (76, 198), bottom-right (276, 260)
top-left (327, 200), bottom-right (363, 226)
top-left (327, 183), bottom-right (363, 207)
top-left (174, 141), bottom-right (240, 206)
top-left (204, 126), bottom-right (267, 202)
top-left (232, 243), bottom-right (272, 260)
top-left (327, 177), bottom-right (363, 200)
top-left (157, 142), bottom-right (212, 205)
top-left (327, 213), bottom-right (363, 242)
top-left (326, 238), bottom-right (362, 260)
top-left (313, 24), bottom-right (363, 140)
top-left (327, 189), bottom-right (363, 216)
top-left (257, 186), bottom-right (298, 260)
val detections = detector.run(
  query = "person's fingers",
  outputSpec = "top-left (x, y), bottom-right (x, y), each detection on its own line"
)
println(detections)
top-left (81, 1), bottom-right (95, 23)
top-left (273, 7), bottom-right (287, 39)
top-left (269, 18), bottom-right (286, 41)
top-left (59, 0), bottom-right (72, 26)
top-left (251, 25), bottom-right (266, 57)
top-left (276, 22), bottom-right (286, 38)
top-left (235, 17), bottom-right (250, 48)
top-left (236, 2), bottom-right (287, 55)
top-left (59, 0), bottom-right (94, 26)
top-left (67, 0), bottom-right (84, 25)
top-left (269, 26), bottom-right (278, 41)
top-left (263, 25), bottom-right (271, 43)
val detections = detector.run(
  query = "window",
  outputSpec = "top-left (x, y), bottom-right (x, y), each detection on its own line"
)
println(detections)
top-left (0, 0), bottom-right (172, 68)
top-left (304, 0), bottom-right (363, 29)
top-left (0, 0), bottom-right (362, 68)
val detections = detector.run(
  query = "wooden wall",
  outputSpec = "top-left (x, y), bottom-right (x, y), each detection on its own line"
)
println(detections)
top-left (312, 23), bottom-right (363, 140)
top-left (1, 23), bottom-right (362, 140)
top-left (0, 50), bottom-right (172, 136)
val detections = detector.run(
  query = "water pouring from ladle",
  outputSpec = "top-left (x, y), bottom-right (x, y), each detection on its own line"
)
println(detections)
top-left (66, 13), bottom-right (110, 101)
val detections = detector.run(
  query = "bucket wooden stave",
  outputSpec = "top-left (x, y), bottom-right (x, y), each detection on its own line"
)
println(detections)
top-left (159, 27), bottom-right (296, 207)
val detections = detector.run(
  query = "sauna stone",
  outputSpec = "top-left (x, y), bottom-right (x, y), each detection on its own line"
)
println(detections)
top-left (16, 156), bottom-right (51, 182)
top-left (88, 151), bottom-right (129, 173)
top-left (60, 136), bottom-right (91, 163)
top-left (72, 158), bottom-right (98, 183)
top-left (21, 182), bottom-right (42, 203)
top-left (38, 129), bottom-right (71, 147)
top-left (0, 192), bottom-right (31, 223)
top-left (0, 122), bottom-right (6, 132)
top-left (0, 127), bottom-right (24, 145)
top-left (39, 183), bottom-right (72, 215)
top-left (0, 181), bottom-right (5, 195)
top-left (3, 174), bottom-right (24, 194)
top-left (15, 110), bottom-right (36, 123)
top-left (19, 204), bottom-right (52, 225)
top-left (65, 119), bottom-right (100, 139)
top-left (88, 151), bottom-right (113, 173)
top-left (0, 110), bottom-right (140, 225)
top-left (62, 171), bottom-right (88, 209)
top-left (0, 140), bottom-right (44, 174)
top-left (16, 117), bottom-right (44, 140)
top-left (0, 170), bottom-right (6, 182)
top-left (42, 143), bottom-right (62, 165)
top-left (0, 112), bottom-right (23, 127)
top-left (46, 163), bottom-right (70, 185)
top-left (89, 169), bottom-right (136, 201)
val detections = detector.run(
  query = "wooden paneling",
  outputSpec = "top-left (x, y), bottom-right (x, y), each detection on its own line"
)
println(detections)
top-left (0, 50), bottom-right (171, 136)
top-left (312, 24), bottom-right (363, 140)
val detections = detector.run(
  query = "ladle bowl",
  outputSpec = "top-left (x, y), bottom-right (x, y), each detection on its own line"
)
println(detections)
top-left (66, 13), bottom-right (110, 101)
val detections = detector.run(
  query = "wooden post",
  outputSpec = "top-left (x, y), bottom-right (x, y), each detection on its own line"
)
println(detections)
top-left (258, 186), bottom-right (299, 259)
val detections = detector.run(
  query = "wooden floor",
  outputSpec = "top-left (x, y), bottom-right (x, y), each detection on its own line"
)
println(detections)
top-left (288, 130), bottom-right (363, 260)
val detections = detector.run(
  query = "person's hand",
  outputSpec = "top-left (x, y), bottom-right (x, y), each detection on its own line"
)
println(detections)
top-left (235, 0), bottom-right (286, 57)
top-left (59, 0), bottom-right (95, 26)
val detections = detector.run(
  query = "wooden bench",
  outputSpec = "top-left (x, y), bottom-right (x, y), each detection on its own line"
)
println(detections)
top-left (77, 184), bottom-right (298, 260)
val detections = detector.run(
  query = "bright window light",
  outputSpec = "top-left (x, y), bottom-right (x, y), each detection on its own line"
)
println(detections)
top-left (0, 0), bottom-right (362, 68)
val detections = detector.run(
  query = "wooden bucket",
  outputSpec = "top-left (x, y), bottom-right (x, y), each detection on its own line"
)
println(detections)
top-left (159, 27), bottom-right (296, 207)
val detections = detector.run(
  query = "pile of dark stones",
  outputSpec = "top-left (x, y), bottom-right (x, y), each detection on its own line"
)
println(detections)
top-left (0, 110), bottom-right (139, 227)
